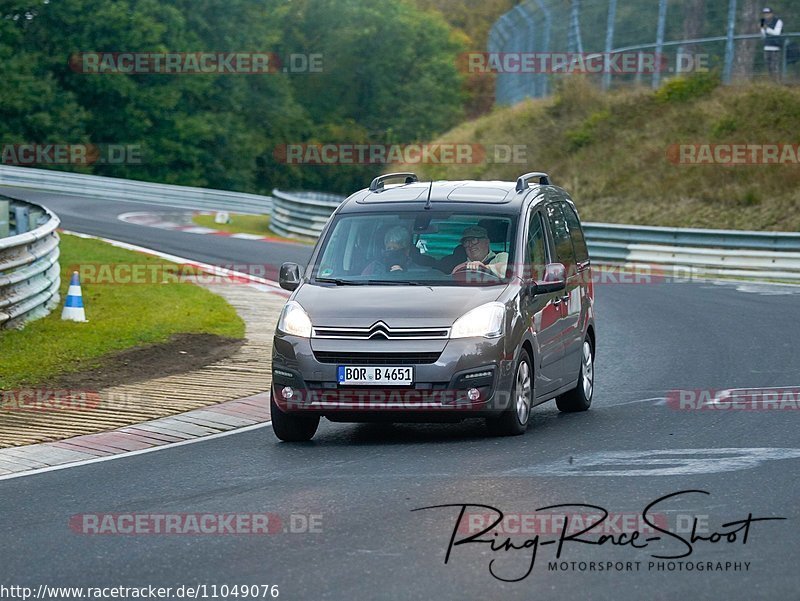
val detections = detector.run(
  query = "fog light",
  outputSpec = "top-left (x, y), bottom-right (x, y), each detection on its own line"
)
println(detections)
top-left (467, 387), bottom-right (481, 401)
top-left (281, 386), bottom-right (295, 400)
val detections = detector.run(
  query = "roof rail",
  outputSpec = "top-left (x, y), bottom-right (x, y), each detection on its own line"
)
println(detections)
top-left (515, 172), bottom-right (550, 192)
top-left (369, 172), bottom-right (419, 193)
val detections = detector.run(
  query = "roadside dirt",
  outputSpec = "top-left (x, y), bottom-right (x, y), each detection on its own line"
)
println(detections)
top-left (47, 333), bottom-right (244, 390)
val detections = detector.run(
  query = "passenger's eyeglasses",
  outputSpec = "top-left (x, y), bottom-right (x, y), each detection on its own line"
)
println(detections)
top-left (461, 237), bottom-right (486, 246)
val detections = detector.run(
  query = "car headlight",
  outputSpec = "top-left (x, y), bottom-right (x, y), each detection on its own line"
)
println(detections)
top-left (450, 302), bottom-right (505, 339)
top-left (277, 301), bottom-right (312, 337)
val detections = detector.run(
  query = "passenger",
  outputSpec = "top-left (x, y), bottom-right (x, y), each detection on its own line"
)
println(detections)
top-left (362, 225), bottom-right (413, 274)
top-left (451, 226), bottom-right (508, 277)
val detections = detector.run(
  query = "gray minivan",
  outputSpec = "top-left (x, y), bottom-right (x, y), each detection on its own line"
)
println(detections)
top-left (272, 172), bottom-right (595, 441)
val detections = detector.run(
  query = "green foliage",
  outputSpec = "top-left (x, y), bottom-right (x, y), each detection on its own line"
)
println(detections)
top-left (566, 109), bottom-right (611, 151)
top-left (654, 72), bottom-right (721, 104)
top-left (739, 189), bottom-right (761, 207)
top-left (0, 0), bottom-right (467, 196)
top-left (711, 116), bottom-right (738, 137)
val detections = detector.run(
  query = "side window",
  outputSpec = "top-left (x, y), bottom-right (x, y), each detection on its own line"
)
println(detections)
top-left (526, 211), bottom-right (546, 280)
top-left (560, 202), bottom-right (589, 264)
top-left (546, 203), bottom-right (576, 270)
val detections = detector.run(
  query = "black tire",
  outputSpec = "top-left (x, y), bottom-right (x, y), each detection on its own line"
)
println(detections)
top-left (486, 350), bottom-right (532, 436)
top-left (556, 338), bottom-right (594, 413)
top-left (270, 395), bottom-right (320, 442)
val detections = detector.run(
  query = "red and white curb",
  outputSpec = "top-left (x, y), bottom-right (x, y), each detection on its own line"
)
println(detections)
top-left (0, 393), bottom-right (272, 480)
top-left (118, 210), bottom-right (303, 245)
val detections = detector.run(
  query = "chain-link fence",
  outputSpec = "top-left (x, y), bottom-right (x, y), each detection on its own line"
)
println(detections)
top-left (487, 0), bottom-right (799, 104)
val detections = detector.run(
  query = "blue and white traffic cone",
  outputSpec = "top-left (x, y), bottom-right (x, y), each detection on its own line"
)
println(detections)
top-left (61, 271), bottom-right (87, 322)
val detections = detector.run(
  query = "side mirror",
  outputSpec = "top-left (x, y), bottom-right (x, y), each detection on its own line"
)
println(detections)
top-left (534, 263), bottom-right (566, 294)
top-left (279, 262), bottom-right (303, 291)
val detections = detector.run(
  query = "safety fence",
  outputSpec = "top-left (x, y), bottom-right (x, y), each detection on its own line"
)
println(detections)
top-left (488, 0), bottom-right (799, 105)
top-left (0, 196), bottom-right (61, 329)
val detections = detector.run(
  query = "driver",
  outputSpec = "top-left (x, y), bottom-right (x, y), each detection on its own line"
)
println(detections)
top-left (362, 225), bottom-right (413, 275)
top-left (451, 226), bottom-right (508, 277)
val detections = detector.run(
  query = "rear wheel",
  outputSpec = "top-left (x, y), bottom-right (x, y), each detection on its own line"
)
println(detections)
top-left (486, 351), bottom-right (532, 436)
top-left (271, 394), bottom-right (320, 442)
top-left (556, 339), bottom-right (593, 412)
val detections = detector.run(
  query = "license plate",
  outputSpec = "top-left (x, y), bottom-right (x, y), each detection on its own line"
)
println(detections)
top-left (337, 366), bottom-right (414, 385)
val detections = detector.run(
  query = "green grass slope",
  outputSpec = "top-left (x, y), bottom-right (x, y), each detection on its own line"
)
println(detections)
top-left (406, 76), bottom-right (800, 231)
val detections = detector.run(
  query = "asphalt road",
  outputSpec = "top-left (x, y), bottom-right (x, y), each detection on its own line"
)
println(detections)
top-left (2, 188), bottom-right (799, 601)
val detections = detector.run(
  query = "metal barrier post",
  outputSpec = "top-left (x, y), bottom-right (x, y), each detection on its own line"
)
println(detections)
top-left (723, 0), bottom-right (738, 84)
top-left (652, 0), bottom-right (668, 89)
top-left (0, 200), bottom-right (8, 238)
top-left (532, 0), bottom-right (552, 97)
top-left (29, 208), bottom-right (43, 231)
top-left (13, 205), bottom-right (30, 235)
top-left (602, 0), bottom-right (618, 91)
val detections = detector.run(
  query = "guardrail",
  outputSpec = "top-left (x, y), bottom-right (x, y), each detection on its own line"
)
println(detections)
top-left (270, 189), bottom-right (343, 239)
top-left (0, 166), bottom-right (273, 215)
top-left (267, 189), bottom-right (800, 281)
top-left (584, 224), bottom-right (800, 281)
top-left (0, 196), bottom-right (61, 329)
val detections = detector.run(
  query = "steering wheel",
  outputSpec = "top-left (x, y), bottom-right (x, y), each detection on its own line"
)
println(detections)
top-left (452, 262), bottom-right (502, 281)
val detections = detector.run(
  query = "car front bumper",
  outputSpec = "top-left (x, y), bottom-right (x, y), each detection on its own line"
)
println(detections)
top-left (271, 333), bottom-right (518, 418)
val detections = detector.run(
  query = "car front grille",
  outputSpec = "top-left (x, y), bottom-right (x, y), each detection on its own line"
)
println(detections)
top-left (312, 322), bottom-right (449, 340)
top-left (312, 351), bottom-right (441, 365)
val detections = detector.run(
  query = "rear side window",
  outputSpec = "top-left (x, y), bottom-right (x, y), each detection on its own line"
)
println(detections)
top-left (560, 202), bottom-right (589, 264)
top-left (526, 211), bottom-right (546, 280)
top-left (545, 203), bottom-right (576, 270)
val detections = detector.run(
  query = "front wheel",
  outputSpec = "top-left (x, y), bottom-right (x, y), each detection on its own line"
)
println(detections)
top-left (556, 339), bottom-right (594, 412)
top-left (486, 351), bottom-right (532, 436)
top-left (271, 395), bottom-right (320, 442)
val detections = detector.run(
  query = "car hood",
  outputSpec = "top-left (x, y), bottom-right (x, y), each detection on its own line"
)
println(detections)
top-left (293, 283), bottom-right (506, 328)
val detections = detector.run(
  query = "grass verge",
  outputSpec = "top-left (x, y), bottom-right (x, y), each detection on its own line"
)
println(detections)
top-left (192, 213), bottom-right (314, 244)
top-left (403, 76), bottom-right (800, 231)
top-left (0, 233), bottom-right (245, 390)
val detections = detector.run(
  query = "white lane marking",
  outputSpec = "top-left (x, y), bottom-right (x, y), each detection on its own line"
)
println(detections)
top-left (117, 211), bottom-right (185, 227)
top-left (503, 448), bottom-right (800, 477)
top-left (0, 421), bottom-right (272, 482)
top-left (178, 226), bottom-right (218, 234)
top-left (61, 229), bottom-right (288, 295)
top-left (709, 281), bottom-right (800, 295)
top-left (231, 233), bottom-right (267, 240)
top-left (604, 397), bottom-right (668, 407)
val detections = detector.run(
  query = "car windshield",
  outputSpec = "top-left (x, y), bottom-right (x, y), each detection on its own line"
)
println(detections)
top-left (312, 211), bottom-right (517, 286)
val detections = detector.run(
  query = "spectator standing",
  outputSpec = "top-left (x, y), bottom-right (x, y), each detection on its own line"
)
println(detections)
top-left (761, 7), bottom-right (785, 82)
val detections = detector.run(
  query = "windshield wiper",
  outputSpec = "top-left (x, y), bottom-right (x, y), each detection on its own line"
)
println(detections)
top-left (364, 280), bottom-right (426, 286)
top-left (315, 277), bottom-right (366, 286)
